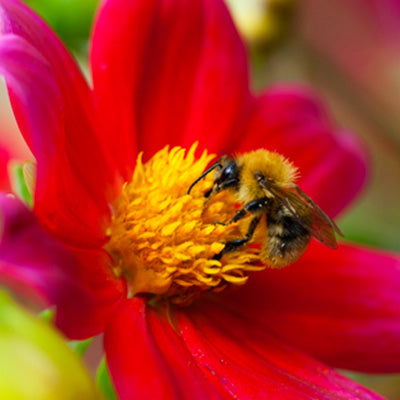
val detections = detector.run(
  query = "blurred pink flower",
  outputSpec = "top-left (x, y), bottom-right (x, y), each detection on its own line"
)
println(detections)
top-left (300, 0), bottom-right (400, 119)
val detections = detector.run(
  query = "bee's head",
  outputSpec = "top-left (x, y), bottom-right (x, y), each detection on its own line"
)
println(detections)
top-left (207, 156), bottom-right (239, 195)
top-left (187, 156), bottom-right (240, 197)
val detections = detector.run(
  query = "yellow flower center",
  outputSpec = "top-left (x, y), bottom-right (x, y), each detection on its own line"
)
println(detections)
top-left (105, 144), bottom-right (263, 304)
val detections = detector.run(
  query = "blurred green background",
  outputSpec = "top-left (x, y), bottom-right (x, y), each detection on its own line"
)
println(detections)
top-left (0, 0), bottom-right (399, 398)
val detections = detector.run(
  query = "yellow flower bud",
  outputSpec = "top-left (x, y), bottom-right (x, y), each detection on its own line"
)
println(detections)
top-left (226, 0), bottom-right (297, 49)
top-left (0, 291), bottom-right (100, 400)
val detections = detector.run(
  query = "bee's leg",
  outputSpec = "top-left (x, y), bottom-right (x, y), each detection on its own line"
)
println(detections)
top-left (215, 197), bottom-right (269, 225)
top-left (213, 215), bottom-right (261, 259)
top-left (204, 178), bottom-right (238, 199)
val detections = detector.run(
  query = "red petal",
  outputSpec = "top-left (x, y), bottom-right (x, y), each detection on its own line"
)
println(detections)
top-left (91, 0), bottom-right (250, 178)
top-left (0, 145), bottom-right (11, 191)
top-left (237, 86), bottom-right (368, 217)
top-left (0, 0), bottom-right (114, 246)
top-left (299, 131), bottom-right (367, 218)
top-left (0, 194), bottom-right (126, 339)
top-left (219, 241), bottom-right (400, 373)
top-left (104, 298), bottom-right (224, 400)
top-left (105, 296), bottom-right (382, 399)
top-left (177, 302), bottom-right (383, 399)
top-left (57, 246), bottom-right (126, 339)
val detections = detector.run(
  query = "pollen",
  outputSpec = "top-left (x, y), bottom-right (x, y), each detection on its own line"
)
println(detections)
top-left (105, 144), bottom-right (263, 305)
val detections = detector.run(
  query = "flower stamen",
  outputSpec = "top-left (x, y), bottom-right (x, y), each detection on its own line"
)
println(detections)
top-left (105, 144), bottom-right (263, 304)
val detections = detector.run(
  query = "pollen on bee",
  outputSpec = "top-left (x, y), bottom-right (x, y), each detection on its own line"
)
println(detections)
top-left (104, 143), bottom-right (262, 305)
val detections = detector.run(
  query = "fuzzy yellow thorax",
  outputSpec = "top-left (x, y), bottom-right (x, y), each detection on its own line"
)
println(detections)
top-left (235, 149), bottom-right (298, 205)
top-left (105, 144), bottom-right (263, 304)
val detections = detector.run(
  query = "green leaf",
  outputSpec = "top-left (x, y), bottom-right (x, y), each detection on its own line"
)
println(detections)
top-left (68, 337), bottom-right (94, 358)
top-left (9, 163), bottom-right (33, 206)
top-left (38, 307), bottom-right (55, 323)
top-left (23, 0), bottom-right (99, 52)
top-left (96, 358), bottom-right (118, 400)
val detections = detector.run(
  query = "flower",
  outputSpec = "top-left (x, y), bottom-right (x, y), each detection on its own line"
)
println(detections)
top-left (0, 0), bottom-right (400, 399)
top-left (0, 290), bottom-right (100, 399)
top-left (299, 0), bottom-right (400, 140)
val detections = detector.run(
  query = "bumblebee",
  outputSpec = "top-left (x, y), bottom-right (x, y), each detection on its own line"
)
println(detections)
top-left (188, 149), bottom-right (343, 267)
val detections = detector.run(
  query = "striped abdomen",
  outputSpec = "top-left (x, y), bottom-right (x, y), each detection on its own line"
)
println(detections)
top-left (262, 206), bottom-right (312, 267)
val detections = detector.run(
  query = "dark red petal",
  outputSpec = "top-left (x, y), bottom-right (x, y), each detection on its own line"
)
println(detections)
top-left (219, 241), bottom-right (400, 373)
top-left (0, 194), bottom-right (126, 339)
top-left (177, 302), bottom-right (384, 399)
top-left (91, 0), bottom-right (250, 178)
top-left (57, 246), bottom-right (126, 339)
top-left (237, 86), bottom-right (368, 217)
top-left (104, 298), bottom-right (225, 400)
top-left (0, 0), bottom-right (115, 246)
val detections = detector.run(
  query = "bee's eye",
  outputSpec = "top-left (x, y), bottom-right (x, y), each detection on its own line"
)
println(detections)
top-left (217, 161), bottom-right (239, 184)
top-left (222, 165), bottom-right (234, 179)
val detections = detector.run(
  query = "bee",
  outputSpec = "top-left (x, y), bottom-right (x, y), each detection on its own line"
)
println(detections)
top-left (188, 149), bottom-right (343, 267)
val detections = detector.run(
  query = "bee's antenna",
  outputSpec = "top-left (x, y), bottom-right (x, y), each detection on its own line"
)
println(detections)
top-left (187, 163), bottom-right (222, 194)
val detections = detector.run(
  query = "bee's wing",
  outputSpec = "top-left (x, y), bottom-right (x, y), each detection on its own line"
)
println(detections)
top-left (260, 180), bottom-right (342, 249)
top-left (292, 185), bottom-right (343, 248)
